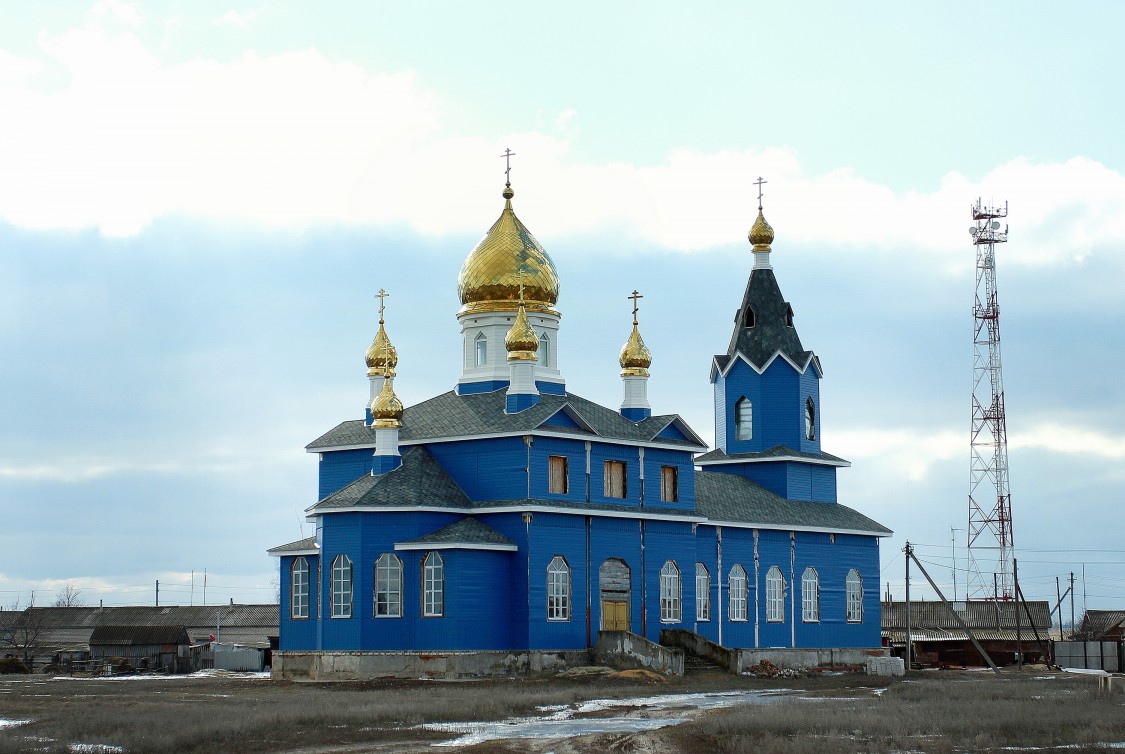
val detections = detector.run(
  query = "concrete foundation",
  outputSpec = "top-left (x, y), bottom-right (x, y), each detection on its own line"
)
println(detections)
top-left (595, 631), bottom-right (684, 676)
top-left (273, 649), bottom-right (592, 681)
top-left (735, 647), bottom-right (888, 672)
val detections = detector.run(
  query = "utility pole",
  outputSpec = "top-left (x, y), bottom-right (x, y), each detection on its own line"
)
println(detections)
top-left (1055, 577), bottom-right (1062, 640)
top-left (1014, 558), bottom-right (1022, 669)
top-left (951, 526), bottom-right (962, 602)
top-left (155, 579), bottom-right (160, 607)
top-left (905, 541), bottom-right (913, 672)
top-left (1069, 571), bottom-right (1076, 638)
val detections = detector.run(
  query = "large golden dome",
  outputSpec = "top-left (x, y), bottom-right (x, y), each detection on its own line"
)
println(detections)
top-left (457, 185), bottom-right (560, 316)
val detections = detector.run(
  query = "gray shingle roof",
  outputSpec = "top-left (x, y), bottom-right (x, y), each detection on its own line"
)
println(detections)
top-left (721, 267), bottom-right (816, 372)
top-left (396, 517), bottom-right (515, 548)
top-left (267, 536), bottom-right (317, 554)
top-left (694, 470), bottom-right (891, 534)
top-left (310, 446), bottom-right (472, 511)
top-left (695, 445), bottom-right (849, 465)
top-left (306, 390), bottom-right (705, 451)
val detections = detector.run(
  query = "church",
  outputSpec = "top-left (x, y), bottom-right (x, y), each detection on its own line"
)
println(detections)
top-left (269, 171), bottom-right (891, 662)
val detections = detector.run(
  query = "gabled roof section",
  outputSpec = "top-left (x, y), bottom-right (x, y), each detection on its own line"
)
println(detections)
top-left (307, 390), bottom-right (706, 451)
top-left (1079, 610), bottom-right (1125, 639)
top-left (720, 267), bottom-right (815, 374)
top-left (395, 516), bottom-right (517, 551)
top-left (267, 536), bottom-right (317, 556)
top-left (89, 624), bottom-right (190, 646)
top-left (309, 446), bottom-right (471, 512)
top-left (636, 414), bottom-right (708, 447)
top-left (539, 404), bottom-right (597, 434)
top-left (695, 470), bottom-right (890, 535)
top-left (710, 349), bottom-right (823, 383)
top-left (696, 445), bottom-right (850, 467)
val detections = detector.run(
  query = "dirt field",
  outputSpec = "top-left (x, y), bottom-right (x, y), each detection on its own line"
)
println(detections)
top-left (1, 667), bottom-right (1123, 753)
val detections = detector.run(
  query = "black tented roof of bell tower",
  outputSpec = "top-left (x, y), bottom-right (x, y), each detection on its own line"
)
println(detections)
top-left (718, 267), bottom-right (813, 371)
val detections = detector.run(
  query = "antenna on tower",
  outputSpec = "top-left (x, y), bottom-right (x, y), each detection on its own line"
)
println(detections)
top-left (966, 198), bottom-right (1014, 600)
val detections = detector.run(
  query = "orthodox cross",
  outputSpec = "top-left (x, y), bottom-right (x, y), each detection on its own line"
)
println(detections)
top-left (628, 289), bottom-right (643, 326)
top-left (516, 269), bottom-right (526, 306)
top-left (501, 148), bottom-right (516, 185)
top-left (754, 176), bottom-right (767, 211)
top-left (375, 288), bottom-right (389, 324)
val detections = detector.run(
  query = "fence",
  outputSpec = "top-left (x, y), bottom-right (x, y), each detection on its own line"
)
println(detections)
top-left (1055, 641), bottom-right (1121, 672)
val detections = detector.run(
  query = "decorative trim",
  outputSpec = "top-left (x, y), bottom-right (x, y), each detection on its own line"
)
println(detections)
top-left (394, 541), bottom-right (518, 552)
top-left (701, 519), bottom-right (892, 538)
top-left (307, 429), bottom-right (706, 455)
top-left (696, 455), bottom-right (851, 468)
top-left (267, 547), bottom-right (319, 558)
top-left (710, 349), bottom-right (824, 382)
top-left (309, 503), bottom-right (707, 524)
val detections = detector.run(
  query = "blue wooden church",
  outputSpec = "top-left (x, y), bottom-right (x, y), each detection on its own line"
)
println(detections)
top-left (269, 177), bottom-right (891, 657)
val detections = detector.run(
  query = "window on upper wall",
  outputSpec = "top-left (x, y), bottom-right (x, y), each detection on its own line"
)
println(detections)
top-left (744, 307), bottom-right (756, 328)
top-left (423, 552), bottom-right (444, 617)
top-left (546, 555), bottom-right (571, 621)
top-left (604, 460), bottom-right (626, 498)
top-left (728, 564), bottom-right (747, 622)
top-left (695, 563), bottom-right (711, 622)
top-left (846, 569), bottom-right (863, 623)
top-left (805, 397), bottom-right (816, 441)
top-left (736, 397), bottom-right (752, 441)
top-left (330, 554), bottom-right (352, 619)
top-left (291, 557), bottom-right (309, 620)
top-left (801, 566), bottom-right (820, 622)
top-left (548, 455), bottom-right (569, 494)
top-left (374, 553), bottom-right (403, 618)
top-left (660, 465), bottom-right (678, 503)
top-left (475, 334), bottom-right (487, 366)
top-left (538, 333), bottom-right (550, 367)
top-left (766, 566), bottom-right (785, 623)
top-left (660, 561), bottom-right (681, 622)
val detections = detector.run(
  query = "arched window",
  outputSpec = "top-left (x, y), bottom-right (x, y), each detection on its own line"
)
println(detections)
top-left (537, 333), bottom-right (550, 367)
top-left (660, 561), bottom-right (681, 622)
top-left (474, 333), bottom-right (487, 367)
top-left (291, 557), bottom-right (309, 620)
top-left (766, 566), bottom-right (785, 623)
top-left (801, 566), bottom-right (819, 622)
top-left (331, 554), bottom-right (352, 619)
top-left (546, 555), bottom-right (570, 621)
top-left (744, 307), bottom-right (756, 328)
top-left (423, 552), bottom-right (444, 617)
top-left (695, 563), bottom-right (711, 622)
top-left (846, 569), bottom-right (863, 623)
top-left (374, 553), bottom-right (402, 618)
top-left (728, 565), bottom-right (747, 622)
top-left (805, 397), bottom-right (816, 441)
top-left (736, 397), bottom-right (753, 441)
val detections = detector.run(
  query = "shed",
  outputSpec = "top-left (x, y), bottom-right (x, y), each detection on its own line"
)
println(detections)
top-left (89, 625), bottom-right (192, 673)
top-left (882, 600), bottom-right (1052, 667)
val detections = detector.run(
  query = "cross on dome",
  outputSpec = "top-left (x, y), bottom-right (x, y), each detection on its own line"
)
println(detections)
top-left (754, 176), bottom-right (767, 211)
top-left (628, 289), bottom-right (643, 326)
top-left (500, 148), bottom-right (516, 186)
top-left (375, 288), bottom-right (389, 324)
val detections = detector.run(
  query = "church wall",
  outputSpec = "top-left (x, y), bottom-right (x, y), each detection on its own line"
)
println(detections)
top-left (712, 526), bottom-right (759, 649)
top-left (318, 449), bottom-right (373, 501)
top-left (713, 376), bottom-right (727, 452)
top-left (473, 513), bottom-right (531, 649)
top-left (589, 517), bottom-right (643, 636)
top-left (640, 447), bottom-right (696, 510)
top-left (278, 554), bottom-right (319, 651)
top-left (527, 436), bottom-right (588, 504)
top-left (797, 367), bottom-right (822, 454)
top-left (524, 512), bottom-right (589, 650)
top-left (692, 526), bottom-right (719, 643)
top-left (793, 532), bottom-right (881, 648)
top-left (758, 360), bottom-right (803, 450)
top-left (425, 437), bottom-right (528, 501)
top-left (716, 361), bottom-right (764, 454)
top-left (589, 444), bottom-right (643, 508)
top-left (642, 519), bottom-right (696, 643)
top-left (756, 528), bottom-right (795, 648)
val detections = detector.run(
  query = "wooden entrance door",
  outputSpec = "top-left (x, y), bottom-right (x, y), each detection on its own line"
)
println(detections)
top-left (599, 558), bottom-right (631, 631)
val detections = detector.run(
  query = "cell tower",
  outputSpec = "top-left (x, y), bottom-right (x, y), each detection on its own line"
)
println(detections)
top-left (967, 199), bottom-right (1014, 600)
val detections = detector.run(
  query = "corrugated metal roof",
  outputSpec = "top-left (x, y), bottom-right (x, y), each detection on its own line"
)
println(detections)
top-left (884, 629), bottom-right (1050, 644)
top-left (89, 625), bottom-right (189, 647)
top-left (881, 600), bottom-right (1051, 633)
top-left (1080, 610), bottom-right (1125, 639)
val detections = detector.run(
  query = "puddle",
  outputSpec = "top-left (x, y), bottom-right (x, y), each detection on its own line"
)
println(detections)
top-left (0, 719), bottom-right (32, 729)
top-left (425, 689), bottom-right (794, 747)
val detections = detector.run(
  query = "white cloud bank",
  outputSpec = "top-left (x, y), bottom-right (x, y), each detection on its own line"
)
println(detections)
top-left (1, 13), bottom-right (1124, 266)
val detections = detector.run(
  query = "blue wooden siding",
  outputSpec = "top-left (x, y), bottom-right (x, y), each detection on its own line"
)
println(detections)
top-left (713, 376), bottom-right (727, 451)
top-left (797, 367), bottom-right (822, 454)
top-left (278, 554), bottom-right (319, 650)
top-left (641, 519), bottom-right (696, 642)
top-left (654, 422), bottom-right (691, 443)
top-left (589, 444), bottom-right (643, 507)
top-left (640, 447), bottom-right (695, 510)
top-left (457, 380), bottom-right (508, 395)
top-left (716, 359), bottom-right (821, 455)
top-left (542, 410), bottom-right (583, 429)
top-left (318, 449), bottom-right (373, 501)
top-left (528, 436), bottom-right (588, 504)
top-left (707, 461), bottom-right (837, 503)
top-left (426, 437), bottom-right (529, 501)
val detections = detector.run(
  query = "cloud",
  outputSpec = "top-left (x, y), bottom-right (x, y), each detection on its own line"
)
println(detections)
top-left (213, 8), bottom-right (261, 28)
top-left (1010, 422), bottom-right (1125, 460)
top-left (2, 13), bottom-right (1124, 267)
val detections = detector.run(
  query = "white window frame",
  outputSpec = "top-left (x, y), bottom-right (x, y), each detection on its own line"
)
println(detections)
top-left (660, 561), bottom-right (681, 623)
top-left (806, 397), bottom-right (816, 440)
top-left (801, 566), bottom-right (820, 623)
top-left (330, 554), bottom-right (352, 619)
top-left (766, 565), bottom-right (785, 623)
top-left (695, 563), bottom-right (711, 622)
top-left (736, 397), bottom-right (752, 440)
top-left (423, 552), bottom-right (444, 617)
top-left (546, 555), bottom-right (571, 621)
top-left (475, 333), bottom-right (487, 367)
top-left (374, 553), bottom-right (403, 618)
top-left (846, 569), bottom-right (863, 623)
top-left (728, 564), bottom-right (747, 622)
top-left (291, 557), bottom-right (309, 620)
top-left (538, 332), bottom-right (550, 367)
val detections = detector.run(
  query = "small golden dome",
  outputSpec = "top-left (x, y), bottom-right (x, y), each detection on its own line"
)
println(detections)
top-left (505, 304), bottom-right (540, 361)
top-left (457, 185), bottom-right (560, 316)
top-left (619, 324), bottom-right (652, 376)
top-left (749, 209), bottom-right (774, 251)
top-left (365, 322), bottom-right (398, 377)
top-left (370, 377), bottom-right (404, 428)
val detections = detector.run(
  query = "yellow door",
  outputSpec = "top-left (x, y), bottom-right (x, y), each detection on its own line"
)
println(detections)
top-left (603, 600), bottom-right (629, 631)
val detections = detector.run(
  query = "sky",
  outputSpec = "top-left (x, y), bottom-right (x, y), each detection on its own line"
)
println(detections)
top-left (1, 1), bottom-right (1124, 619)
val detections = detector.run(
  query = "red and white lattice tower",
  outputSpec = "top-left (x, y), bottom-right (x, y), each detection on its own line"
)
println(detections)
top-left (967, 199), bottom-right (1014, 600)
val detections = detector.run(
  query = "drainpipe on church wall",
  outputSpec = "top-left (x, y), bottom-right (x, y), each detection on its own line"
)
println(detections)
top-left (640, 519), bottom-right (646, 637)
top-left (524, 511), bottom-right (533, 639)
top-left (584, 442), bottom-right (591, 503)
top-left (585, 516), bottom-right (592, 647)
top-left (790, 532), bottom-right (796, 649)
top-left (524, 436), bottom-right (532, 499)
top-left (717, 527), bottom-right (723, 647)
top-left (753, 529), bottom-right (760, 649)
top-left (637, 447), bottom-right (644, 507)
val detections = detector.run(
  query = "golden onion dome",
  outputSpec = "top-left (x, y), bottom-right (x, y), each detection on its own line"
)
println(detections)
top-left (749, 208), bottom-right (775, 251)
top-left (457, 185), bottom-right (560, 316)
top-left (619, 324), bottom-right (652, 376)
top-left (370, 377), bottom-right (404, 428)
top-left (365, 322), bottom-right (398, 377)
top-left (505, 304), bottom-right (540, 361)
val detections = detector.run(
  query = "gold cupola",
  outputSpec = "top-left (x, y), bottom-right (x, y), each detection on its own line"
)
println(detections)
top-left (365, 292), bottom-right (398, 377)
top-left (457, 184), bottom-right (560, 316)
top-left (370, 375), bottom-right (404, 428)
top-left (749, 208), bottom-right (774, 251)
top-left (619, 290), bottom-right (652, 377)
top-left (505, 302), bottom-right (540, 361)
